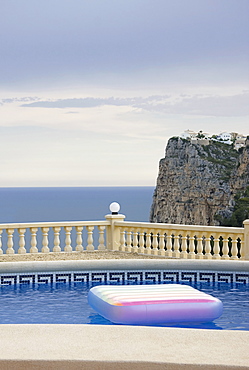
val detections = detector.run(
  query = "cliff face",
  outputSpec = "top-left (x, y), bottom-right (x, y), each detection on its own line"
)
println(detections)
top-left (231, 139), bottom-right (249, 194)
top-left (150, 137), bottom-right (249, 226)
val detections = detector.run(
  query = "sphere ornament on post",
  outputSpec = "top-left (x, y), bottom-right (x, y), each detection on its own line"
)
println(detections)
top-left (109, 202), bottom-right (120, 215)
top-left (105, 202), bottom-right (125, 250)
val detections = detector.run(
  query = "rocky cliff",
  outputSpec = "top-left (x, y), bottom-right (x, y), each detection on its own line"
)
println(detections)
top-left (150, 137), bottom-right (249, 226)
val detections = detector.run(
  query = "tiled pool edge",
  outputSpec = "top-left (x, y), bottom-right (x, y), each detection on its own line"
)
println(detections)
top-left (0, 259), bottom-right (248, 285)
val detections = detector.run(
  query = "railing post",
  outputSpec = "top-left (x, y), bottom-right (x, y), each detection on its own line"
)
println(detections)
top-left (243, 219), bottom-right (249, 260)
top-left (105, 214), bottom-right (125, 251)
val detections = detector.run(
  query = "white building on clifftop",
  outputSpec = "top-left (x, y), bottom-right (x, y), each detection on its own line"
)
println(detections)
top-left (216, 132), bottom-right (232, 144)
top-left (180, 130), bottom-right (247, 150)
top-left (180, 129), bottom-right (197, 139)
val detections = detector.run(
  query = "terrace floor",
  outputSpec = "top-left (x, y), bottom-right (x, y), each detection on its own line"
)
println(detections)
top-left (0, 250), bottom-right (167, 262)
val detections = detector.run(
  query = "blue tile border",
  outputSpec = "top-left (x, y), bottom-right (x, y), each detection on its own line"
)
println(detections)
top-left (0, 270), bottom-right (248, 285)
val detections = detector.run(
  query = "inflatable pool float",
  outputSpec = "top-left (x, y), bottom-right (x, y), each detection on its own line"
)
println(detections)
top-left (88, 284), bottom-right (223, 325)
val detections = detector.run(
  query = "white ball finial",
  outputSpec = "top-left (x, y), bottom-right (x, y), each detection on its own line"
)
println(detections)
top-left (109, 202), bottom-right (120, 214)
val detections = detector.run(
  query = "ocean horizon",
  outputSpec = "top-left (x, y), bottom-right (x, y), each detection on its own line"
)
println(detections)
top-left (0, 187), bottom-right (155, 224)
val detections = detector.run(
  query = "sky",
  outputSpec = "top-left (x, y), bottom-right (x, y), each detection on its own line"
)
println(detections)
top-left (0, 0), bottom-right (248, 187)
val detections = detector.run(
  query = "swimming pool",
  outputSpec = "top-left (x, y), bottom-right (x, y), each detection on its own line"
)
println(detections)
top-left (1, 281), bottom-right (248, 330)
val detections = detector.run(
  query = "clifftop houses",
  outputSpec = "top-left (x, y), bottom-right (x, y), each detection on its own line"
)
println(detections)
top-left (180, 130), bottom-right (247, 150)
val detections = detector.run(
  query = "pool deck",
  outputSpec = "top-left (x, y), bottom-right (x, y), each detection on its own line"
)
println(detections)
top-left (0, 324), bottom-right (248, 369)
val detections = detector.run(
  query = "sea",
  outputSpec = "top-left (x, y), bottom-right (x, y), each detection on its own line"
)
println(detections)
top-left (0, 187), bottom-right (155, 224)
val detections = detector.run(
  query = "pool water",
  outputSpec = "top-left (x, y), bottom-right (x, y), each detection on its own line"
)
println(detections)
top-left (0, 282), bottom-right (248, 330)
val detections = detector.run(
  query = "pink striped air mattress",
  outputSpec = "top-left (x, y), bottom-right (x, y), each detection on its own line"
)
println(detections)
top-left (88, 284), bottom-right (223, 324)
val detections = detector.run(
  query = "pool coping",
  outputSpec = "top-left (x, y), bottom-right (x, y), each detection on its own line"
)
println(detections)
top-left (0, 324), bottom-right (248, 369)
top-left (0, 258), bottom-right (248, 273)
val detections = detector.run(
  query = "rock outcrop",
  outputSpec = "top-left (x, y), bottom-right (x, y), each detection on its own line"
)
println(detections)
top-left (150, 137), bottom-right (249, 226)
top-left (231, 138), bottom-right (249, 194)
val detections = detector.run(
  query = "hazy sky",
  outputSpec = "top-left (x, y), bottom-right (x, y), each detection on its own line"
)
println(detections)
top-left (0, 0), bottom-right (248, 186)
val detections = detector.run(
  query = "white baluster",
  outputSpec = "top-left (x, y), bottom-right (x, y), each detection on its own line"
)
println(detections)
top-left (158, 232), bottom-right (165, 256)
top-left (151, 231), bottom-right (158, 255)
top-left (6, 228), bottom-right (15, 254)
top-left (231, 237), bottom-right (238, 259)
top-left (188, 232), bottom-right (196, 259)
top-left (119, 228), bottom-right (125, 252)
top-left (221, 235), bottom-right (229, 259)
top-left (75, 226), bottom-right (84, 251)
top-left (180, 232), bottom-right (188, 258)
top-left (138, 230), bottom-right (144, 254)
top-left (196, 233), bottom-right (203, 259)
top-left (145, 231), bottom-right (152, 255)
top-left (239, 237), bottom-right (245, 259)
top-left (204, 235), bottom-right (212, 259)
top-left (41, 227), bottom-right (50, 253)
top-left (133, 230), bottom-right (138, 253)
top-left (86, 226), bottom-right (94, 251)
top-left (125, 229), bottom-right (132, 252)
top-left (165, 233), bottom-right (172, 257)
top-left (212, 234), bottom-right (220, 259)
top-left (18, 228), bottom-right (26, 254)
top-left (30, 227), bottom-right (38, 253)
top-left (98, 225), bottom-right (106, 251)
top-left (0, 230), bottom-right (3, 254)
top-left (53, 227), bottom-right (61, 252)
top-left (64, 226), bottom-right (72, 252)
top-left (173, 232), bottom-right (180, 258)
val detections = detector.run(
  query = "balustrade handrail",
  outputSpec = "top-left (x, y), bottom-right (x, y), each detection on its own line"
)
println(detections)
top-left (0, 220), bottom-right (109, 230)
top-left (115, 221), bottom-right (244, 234)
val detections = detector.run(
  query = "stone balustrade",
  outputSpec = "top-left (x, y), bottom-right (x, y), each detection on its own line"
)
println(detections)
top-left (0, 221), bottom-right (108, 254)
top-left (0, 215), bottom-right (248, 260)
top-left (116, 219), bottom-right (249, 260)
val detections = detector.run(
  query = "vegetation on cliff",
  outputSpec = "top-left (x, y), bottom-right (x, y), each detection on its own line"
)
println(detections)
top-left (215, 186), bottom-right (249, 227)
top-left (197, 141), bottom-right (239, 181)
